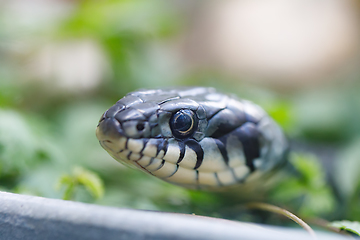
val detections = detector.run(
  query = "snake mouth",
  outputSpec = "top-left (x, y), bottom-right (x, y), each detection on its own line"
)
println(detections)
top-left (97, 135), bottom-right (254, 189)
top-left (96, 117), bottom-right (254, 188)
top-left (96, 129), bottom-right (180, 178)
top-left (96, 117), bottom-right (176, 178)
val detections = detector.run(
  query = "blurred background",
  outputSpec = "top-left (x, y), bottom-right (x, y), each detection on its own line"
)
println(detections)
top-left (1, 0), bottom-right (360, 226)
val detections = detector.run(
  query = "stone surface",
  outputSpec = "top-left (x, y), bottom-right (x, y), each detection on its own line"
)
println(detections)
top-left (0, 191), bottom-right (350, 240)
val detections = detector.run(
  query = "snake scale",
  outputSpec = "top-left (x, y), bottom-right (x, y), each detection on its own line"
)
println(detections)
top-left (96, 87), bottom-right (288, 189)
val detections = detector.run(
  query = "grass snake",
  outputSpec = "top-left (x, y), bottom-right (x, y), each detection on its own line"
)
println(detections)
top-left (96, 87), bottom-right (288, 189)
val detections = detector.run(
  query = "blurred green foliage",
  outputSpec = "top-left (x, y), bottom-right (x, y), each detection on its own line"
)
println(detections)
top-left (56, 0), bottom-right (182, 98)
top-left (1, 0), bottom-right (360, 232)
top-left (270, 154), bottom-right (335, 218)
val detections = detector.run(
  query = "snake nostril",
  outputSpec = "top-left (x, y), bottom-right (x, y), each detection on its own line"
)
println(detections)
top-left (136, 123), bottom-right (145, 131)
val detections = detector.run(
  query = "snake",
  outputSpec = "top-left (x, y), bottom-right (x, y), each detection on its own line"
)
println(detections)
top-left (96, 87), bottom-right (288, 189)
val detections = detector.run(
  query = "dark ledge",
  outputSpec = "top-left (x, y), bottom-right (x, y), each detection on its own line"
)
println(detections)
top-left (0, 191), bottom-right (349, 240)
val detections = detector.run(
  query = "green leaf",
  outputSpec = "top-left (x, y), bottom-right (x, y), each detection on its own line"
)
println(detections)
top-left (333, 139), bottom-right (360, 200)
top-left (58, 175), bottom-right (75, 200)
top-left (0, 110), bottom-right (38, 172)
top-left (57, 166), bottom-right (104, 201)
top-left (329, 221), bottom-right (360, 236)
top-left (75, 167), bottom-right (104, 199)
top-left (0, 110), bottom-right (58, 175)
top-left (264, 100), bottom-right (295, 134)
top-left (270, 153), bottom-right (336, 217)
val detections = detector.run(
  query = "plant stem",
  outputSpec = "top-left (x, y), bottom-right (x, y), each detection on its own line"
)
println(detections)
top-left (246, 202), bottom-right (317, 240)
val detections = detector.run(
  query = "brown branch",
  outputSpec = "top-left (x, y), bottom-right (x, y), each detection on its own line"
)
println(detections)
top-left (246, 202), bottom-right (317, 240)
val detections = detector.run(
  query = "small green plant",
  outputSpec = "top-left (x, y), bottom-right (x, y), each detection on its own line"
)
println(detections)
top-left (57, 166), bottom-right (104, 201)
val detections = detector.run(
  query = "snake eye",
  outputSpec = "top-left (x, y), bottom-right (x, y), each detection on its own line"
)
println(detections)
top-left (170, 109), bottom-right (197, 139)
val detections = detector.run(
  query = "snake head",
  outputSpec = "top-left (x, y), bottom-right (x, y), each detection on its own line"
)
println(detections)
top-left (96, 87), bottom-right (288, 189)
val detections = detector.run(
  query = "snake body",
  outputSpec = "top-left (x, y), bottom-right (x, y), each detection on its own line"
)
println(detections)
top-left (96, 87), bottom-right (288, 189)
